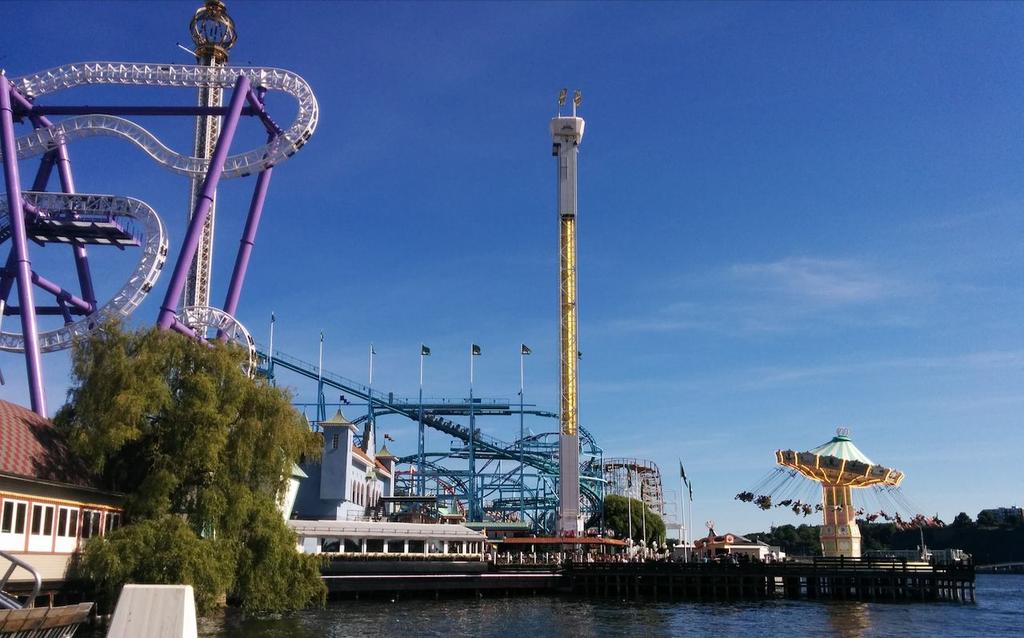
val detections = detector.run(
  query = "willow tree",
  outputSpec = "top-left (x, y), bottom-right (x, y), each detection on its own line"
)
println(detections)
top-left (55, 323), bottom-right (324, 613)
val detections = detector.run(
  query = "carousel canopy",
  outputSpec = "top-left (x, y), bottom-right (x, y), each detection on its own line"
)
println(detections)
top-left (807, 432), bottom-right (874, 465)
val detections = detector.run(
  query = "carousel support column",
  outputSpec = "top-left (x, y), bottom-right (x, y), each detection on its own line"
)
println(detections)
top-left (157, 75), bottom-right (251, 331)
top-left (0, 77), bottom-right (46, 415)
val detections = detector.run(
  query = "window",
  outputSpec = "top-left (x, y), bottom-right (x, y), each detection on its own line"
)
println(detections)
top-left (30, 504), bottom-right (55, 536)
top-left (332, 434), bottom-right (339, 450)
top-left (2, 500), bottom-right (28, 535)
top-left (15, 503), bottom-right (26, 534)
top-left (80, 510), bottom-right (102, 539)
top-left (104, 513), bottom-right (121, 534)
top-left (57, 507), bottom-right (80, 538)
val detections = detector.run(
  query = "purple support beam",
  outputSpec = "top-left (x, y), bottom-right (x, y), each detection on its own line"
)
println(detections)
top-left (0, 77), bottom-right (46, 415)
top-left (30, 151), bottom-right (56, 192)
top-left (16, 105), bottom-right (262, 118)
top-left (51, 140), bottom-right (97, 306)
top-left (30, 271), bottom-right (94, 314)
top-left (11, 88), bottom-right (97, 306)
top-left (157, 75), bottom-right (251, 331)
top-left (246, 88), bottom-right (284, 136)
top-left (221, 145), bottom-right (274, 321)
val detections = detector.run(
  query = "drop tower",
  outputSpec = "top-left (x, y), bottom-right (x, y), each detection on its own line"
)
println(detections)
top-left (184, 0), bottom-right (236, 313)
top-left (552, 90), bottom-right (584, 534)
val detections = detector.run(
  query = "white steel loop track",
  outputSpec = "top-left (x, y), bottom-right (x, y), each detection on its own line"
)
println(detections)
top-left (2, 62), bottom-right (318, 178)
top-left (181, 305), bottom-right (257, 377)
top-left (0, 191), bottom-right (167, 353)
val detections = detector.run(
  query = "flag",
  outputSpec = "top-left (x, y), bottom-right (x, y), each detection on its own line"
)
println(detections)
top-left (421, 344), bottom-right (431, 356)
top-left (577, 350), bottom-right (583, 359)
top-left (472, 344), bottom-right (481, 356)
top-left (679, 461), bottom-right (687, 483)
top-left (271, 312), bottom-right (276, 323)
top-left (521, 344), bottom-right (532, 355)
top-left (688, 480), bottom-right (693, 501)
top-left (370, 344), bottom-right (376, 355)
top-left (319, 331), bottom-right (323, 342)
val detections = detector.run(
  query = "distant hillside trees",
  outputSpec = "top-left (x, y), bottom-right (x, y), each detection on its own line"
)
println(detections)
top-left (55, 323), bottom-right (324, 613)
top-left (746, 524), bottom-right (821, 556)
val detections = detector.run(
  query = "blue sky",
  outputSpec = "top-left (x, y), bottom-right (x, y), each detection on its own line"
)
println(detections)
top-left (2, 1), bottom-right (1022, 532)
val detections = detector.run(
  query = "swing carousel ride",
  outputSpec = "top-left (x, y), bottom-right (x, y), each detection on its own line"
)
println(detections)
top-left (736, 427), bottom-right (943, 557)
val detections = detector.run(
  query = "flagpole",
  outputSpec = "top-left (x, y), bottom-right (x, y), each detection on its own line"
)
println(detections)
top-left (267, 313), bottom-right (276, 385)
top-left (519, 346), bottom-right (526, 525)
top-left (641, 480), bottom-right (647, 552)
top-left (688, 482), bottom-right (693, 561)
top-left (418, 346), bottom-right (425, 497)
top-left (627, 469), bottom-right (633, 551)
top-left (468, 345), bottom-right (477, 521)
top-left (680, 464), bottom-right (686, 559)
top-left (317, 332), bottom-right (324, 422)
top-left (367, 344), bottom-right (375, 446)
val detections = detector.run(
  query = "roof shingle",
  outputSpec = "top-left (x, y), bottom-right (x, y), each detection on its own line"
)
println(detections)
top-left (0, 400), bottom-right (99, 488)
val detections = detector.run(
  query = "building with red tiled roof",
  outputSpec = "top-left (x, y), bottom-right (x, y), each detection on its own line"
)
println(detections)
top-left (0, 400), bottom-right (124, 584)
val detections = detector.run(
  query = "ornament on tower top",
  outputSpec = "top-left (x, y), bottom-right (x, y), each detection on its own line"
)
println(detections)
top-left (190, 0), bottom-right (237, 63)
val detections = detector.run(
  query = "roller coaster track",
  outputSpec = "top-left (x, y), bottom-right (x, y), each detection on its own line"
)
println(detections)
top-left (3, 62), bottom-right (317, 178)
top-left (262, 348), bottom-right (604, 510)
top-left (0, 192), bottom-right (166, 352)
top-left (1, 61), bottom-right (317, 354)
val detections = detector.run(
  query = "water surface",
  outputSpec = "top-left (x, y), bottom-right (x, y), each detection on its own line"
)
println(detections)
top-left (199, 574), bottom-right (1021, 637)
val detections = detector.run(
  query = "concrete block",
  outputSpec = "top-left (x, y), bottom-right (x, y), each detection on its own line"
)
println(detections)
top-left (107, 584), bottom-right (198, 638)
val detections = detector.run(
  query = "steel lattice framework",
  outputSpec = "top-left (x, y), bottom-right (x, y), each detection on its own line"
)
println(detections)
top-left (602, 458), bottom-right (667, 516)
top-left (0, 52), bottom-right (318, 415)
top-left (260, 347), bottom-right (606, 534)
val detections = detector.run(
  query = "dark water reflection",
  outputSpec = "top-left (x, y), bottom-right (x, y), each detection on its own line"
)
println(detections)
top-left (198, 575), bottom-right (1021, 638)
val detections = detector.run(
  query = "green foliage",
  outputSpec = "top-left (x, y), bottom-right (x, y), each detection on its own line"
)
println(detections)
top-left (56, 323), bottom-right (324, 613)
top-left (747, 524), bottom-right (821, 556)
top-left (229, 496), bottom-right (325, 611)
top-left (952, 512), bottom-right (974, 528)
top-left (76, 516), bottom-right (233, 614)
top-left (976, 510), bottom-right (998, 527)
top-left (601, 494), bottom-right (666, 545)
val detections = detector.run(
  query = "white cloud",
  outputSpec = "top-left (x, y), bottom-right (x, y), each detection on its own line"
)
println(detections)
top-left (729, 257), bottom-right (905, 305)
top-left (603, 256), bottom-right (913, 336)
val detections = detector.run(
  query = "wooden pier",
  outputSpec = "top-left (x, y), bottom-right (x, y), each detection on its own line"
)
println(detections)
top-left (564, 558), bottom-right (975, 603)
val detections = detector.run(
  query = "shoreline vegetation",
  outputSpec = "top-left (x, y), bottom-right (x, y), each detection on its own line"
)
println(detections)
top-left (55, 323), bottom-right (325, 614)
top-left (746, 519), bottom-right (1024, 564)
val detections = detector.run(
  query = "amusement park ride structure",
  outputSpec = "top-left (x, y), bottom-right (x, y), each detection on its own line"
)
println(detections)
top-left (552, 89), bottom-right (584, 534)
top-left (0, 0), bottom-right (318, 415)
top-left (184, 0), bottom-right (235, 315)
top-left (260, 346), bottom-right (612, 534)
top-left (0, 3), bottom-right (670, 537)
top-left (776, 428), bottom-right (904, 558)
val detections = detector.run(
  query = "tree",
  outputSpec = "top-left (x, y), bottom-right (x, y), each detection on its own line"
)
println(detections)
top-left (747, 524), bottom-right (822, 556)
top-left (976, 510), bottom-right (998, 528)
top-left (55, 323), bottom-right (324, 613)
top-left (601, 494), bottom-right (666, 545)
top-left (951, 512), bottom-right (974, 528)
